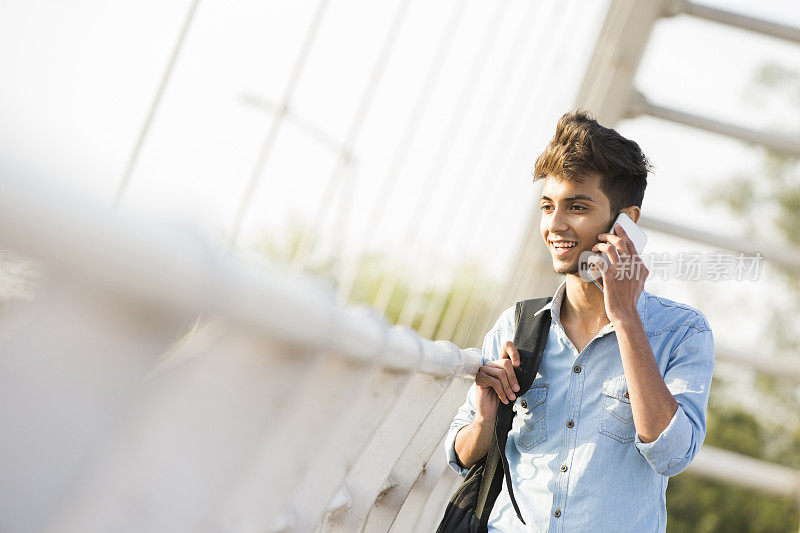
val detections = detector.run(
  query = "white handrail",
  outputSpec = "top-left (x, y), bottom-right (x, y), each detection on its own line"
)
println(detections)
top-left (0, 163), bottom-right (482, 378)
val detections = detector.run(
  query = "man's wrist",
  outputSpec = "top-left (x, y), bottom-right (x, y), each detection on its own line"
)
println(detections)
top-left (474, 414), bottom-right (497, 427)
top-left (611, 309), bottom-right (642, 330)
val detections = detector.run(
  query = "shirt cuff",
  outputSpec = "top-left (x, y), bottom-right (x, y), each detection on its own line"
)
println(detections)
top-left (634, 404), bottom-right (693, 475)
top-left (444, 423), bottom-right (472, 477)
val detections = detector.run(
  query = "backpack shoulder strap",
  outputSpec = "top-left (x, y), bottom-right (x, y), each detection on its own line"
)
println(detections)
top-left (476, 296), bottom-right (553, 529)
top-left (512, 297), bottom-right (553, 395)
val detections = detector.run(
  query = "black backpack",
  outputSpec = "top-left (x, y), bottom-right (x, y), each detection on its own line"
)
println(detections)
top-left (436, 297), bottom-right (552, 533)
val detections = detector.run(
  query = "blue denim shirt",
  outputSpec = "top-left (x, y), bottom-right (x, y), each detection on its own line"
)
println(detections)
top-left (444, 279), bottom-right (715, 532)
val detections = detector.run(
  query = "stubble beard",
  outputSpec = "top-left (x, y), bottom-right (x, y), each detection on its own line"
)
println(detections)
top-left (552, 246), bottom-right (588, 276)
top-left (554, 260), bottom-right (580, 276)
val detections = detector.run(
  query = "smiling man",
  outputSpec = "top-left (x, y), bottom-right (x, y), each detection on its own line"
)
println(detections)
top-left (444, 110), bottom-right (715, 532)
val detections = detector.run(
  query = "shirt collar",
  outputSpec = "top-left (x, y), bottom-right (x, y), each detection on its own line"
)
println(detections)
top-left (532, 278), bottom-right (648, 332)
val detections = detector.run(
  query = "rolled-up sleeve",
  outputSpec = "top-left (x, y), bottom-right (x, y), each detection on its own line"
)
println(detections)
top-left (634, 326), bottom-right (715, 477)
top-left (444, 381), bottom-right (479, 477)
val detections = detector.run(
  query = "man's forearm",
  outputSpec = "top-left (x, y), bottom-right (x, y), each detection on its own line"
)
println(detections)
top-left (454, 416), bottom-right (495, 469)
top-left (614, 312), bottom-right (678, 443)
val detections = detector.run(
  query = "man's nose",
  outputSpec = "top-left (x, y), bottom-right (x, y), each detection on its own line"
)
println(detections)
top-left (546, 207), bottom-right (569, 233)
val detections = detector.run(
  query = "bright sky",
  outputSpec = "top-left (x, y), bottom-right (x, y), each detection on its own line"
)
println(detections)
top-left (1, 0), bottom-right (799, 353)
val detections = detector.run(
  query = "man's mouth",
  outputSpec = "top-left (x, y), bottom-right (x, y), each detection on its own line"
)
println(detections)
top-left (550, 241), bottom-right (578, 257)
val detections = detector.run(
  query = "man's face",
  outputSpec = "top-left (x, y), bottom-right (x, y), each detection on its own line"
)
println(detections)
top-left (539, 173), bottom-right (614, 276)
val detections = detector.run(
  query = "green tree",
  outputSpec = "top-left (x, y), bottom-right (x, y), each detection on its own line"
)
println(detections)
top-left (667, 62), bottom-right (800, 532)
top-left (666, 386), bottom-right (800, 532)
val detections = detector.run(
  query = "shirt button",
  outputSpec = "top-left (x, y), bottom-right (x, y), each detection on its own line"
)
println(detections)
top-left (560, 464), bottom-right (568, 472)
top-left (521, 399), bottom-right (527, 408)
top-left (573, 364), bottom-right (581, 373)
top-left (553, 509), bottom-right (561, 518)
top-left (624, 391), bottom-right (629, 399)
top-left (566, 419), bottom-right (574, 428)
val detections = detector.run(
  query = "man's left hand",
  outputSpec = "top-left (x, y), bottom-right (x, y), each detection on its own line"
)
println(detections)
top-left (592, 223), bottom-right (648, 324)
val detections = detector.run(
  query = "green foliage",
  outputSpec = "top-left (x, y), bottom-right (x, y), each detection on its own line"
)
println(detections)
top-left (774, 182), bottom-right (800, 247)
top-left (672, 60), bottom-right (800, 531)
top-left (666, 391), bottom-right (800, 532)
top-left (709, 174), bottom-right (755, 217)
top-left (751, 63), bottom-right (800, 107)
top-left (667, 475), bottom-right (799, 533)
top-left (252, 220), bottom-right (500, 345)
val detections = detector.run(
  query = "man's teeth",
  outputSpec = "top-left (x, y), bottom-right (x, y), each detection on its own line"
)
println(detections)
top-left (553, 242), bottom-right (577, 249)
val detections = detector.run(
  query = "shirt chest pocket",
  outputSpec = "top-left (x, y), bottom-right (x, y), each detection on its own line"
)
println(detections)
top-left (512, 383), bottom-right (548, 451)
top-left (598, 375), bottom-right (635, 444)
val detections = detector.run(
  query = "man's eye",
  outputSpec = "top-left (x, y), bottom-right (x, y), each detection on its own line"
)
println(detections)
top-left (540, 205), bottom-right (553, 211)
top-left (570, 205), bottom-right (586, 211)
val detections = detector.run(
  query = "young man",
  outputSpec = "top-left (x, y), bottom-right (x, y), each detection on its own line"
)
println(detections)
top-left (444, 110), bottom-right (714, 532)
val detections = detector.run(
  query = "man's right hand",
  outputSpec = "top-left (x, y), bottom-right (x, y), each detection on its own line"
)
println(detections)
top-left (474, 340), bottom-right (521, 422)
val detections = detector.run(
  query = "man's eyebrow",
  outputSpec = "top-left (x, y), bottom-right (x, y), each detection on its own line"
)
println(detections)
top-left (540, 194), bottom-right (595, 202)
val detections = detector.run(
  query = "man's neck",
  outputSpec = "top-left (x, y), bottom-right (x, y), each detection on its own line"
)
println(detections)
top-left (560, 275), bottom-right (609, 330)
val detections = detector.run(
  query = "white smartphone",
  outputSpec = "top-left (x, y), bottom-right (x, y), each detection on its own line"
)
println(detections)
top-left (613, 212), bottom-right (647, 255)
top-left (583, 212), bottom-right (647, 282)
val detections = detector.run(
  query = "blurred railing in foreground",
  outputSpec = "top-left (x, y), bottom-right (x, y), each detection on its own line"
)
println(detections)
top-left (0, 166), bottom-right (484, 532)
top-left (0, 166), bottom-right (798, 533)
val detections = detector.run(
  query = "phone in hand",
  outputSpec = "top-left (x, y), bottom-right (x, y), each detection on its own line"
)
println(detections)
top-left (582, 212), bottom-right (647, 283)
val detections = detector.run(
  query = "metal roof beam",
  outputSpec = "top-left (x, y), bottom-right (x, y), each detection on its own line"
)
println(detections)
top-left (679, 0), bottom-right (800, 44)
top-left (628, 92), bottom-right (800, 157)
top-left (690, 445), bottom-right (800, 501)
top-left (638, 215), bottom-right (800, 275)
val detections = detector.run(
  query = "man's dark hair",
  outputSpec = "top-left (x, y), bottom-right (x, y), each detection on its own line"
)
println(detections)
top-left (533, 109), bottom-right (651, 216)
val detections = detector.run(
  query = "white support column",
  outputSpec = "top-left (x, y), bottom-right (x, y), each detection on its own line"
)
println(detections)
top-left (270, 365), bottom-right (417, 532)
top-left (362, 378), bottom-right (473, 531)
top-left (573, 0), bottom-right (676, 125)
top-left (323, 373), bottom-right (454, 532)
top-left (0, 279), bottom-right (189, 533)
top-left (46, 320), bottom-right (302, 533)
top-left (388, 434), bottom-right (453, 532)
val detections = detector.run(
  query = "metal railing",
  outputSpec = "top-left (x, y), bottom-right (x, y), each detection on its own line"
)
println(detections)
top-left (2, 1), bottom-right (800, 530)
top-left (0, 164), bottom-right (481, 532)
top-left (1, 164), bottom-right (799, 532)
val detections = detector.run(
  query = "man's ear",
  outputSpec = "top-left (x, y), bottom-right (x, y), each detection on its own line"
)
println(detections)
top-left (621, 206), bottom-right (641, 224)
